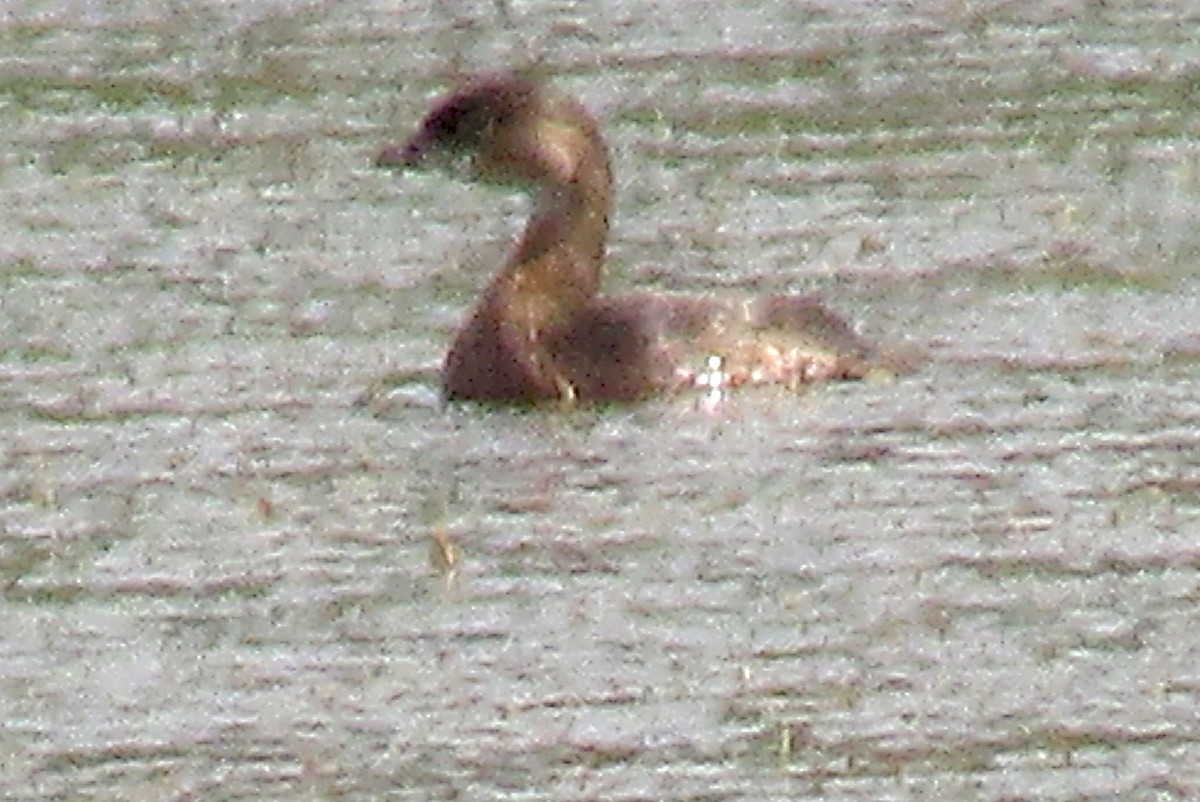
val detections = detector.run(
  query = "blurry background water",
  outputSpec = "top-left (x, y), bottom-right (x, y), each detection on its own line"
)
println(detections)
top-left (2, 1), bottom-right (1199, 799)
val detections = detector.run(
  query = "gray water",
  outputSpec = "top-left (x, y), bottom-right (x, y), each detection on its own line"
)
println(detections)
top-left (2, 1), bottom-right (1199, 800)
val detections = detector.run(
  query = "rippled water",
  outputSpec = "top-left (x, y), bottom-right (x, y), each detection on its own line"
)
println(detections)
top-left (2, 1), bottom-right (1199, 800)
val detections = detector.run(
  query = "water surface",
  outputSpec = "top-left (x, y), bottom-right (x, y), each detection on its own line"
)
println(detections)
top-left (2, 1), bottom-right (1199, 800)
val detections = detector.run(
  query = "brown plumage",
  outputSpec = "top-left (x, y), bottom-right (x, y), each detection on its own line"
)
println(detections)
top-left (377, 73), bottom-right (885, 405)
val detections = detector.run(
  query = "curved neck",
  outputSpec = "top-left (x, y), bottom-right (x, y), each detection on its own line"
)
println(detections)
top-left (512, 136), bottom-right (611, 286)
top-left (491, 124), bottom-right (612, 331)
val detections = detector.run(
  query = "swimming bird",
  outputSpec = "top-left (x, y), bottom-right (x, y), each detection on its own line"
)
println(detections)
top-left (377, 72), bottom-right (883, 405)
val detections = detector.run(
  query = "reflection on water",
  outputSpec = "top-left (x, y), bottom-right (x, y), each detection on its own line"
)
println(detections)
top-left (2, 1), bottom-right (1199, 800)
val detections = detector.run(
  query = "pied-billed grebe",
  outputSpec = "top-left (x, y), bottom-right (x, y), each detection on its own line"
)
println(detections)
top-left (376, 73), bottom-right (884, 405)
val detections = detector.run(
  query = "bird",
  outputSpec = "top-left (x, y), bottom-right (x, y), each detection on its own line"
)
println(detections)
top-left (376, 72), bottom-right (886, 405)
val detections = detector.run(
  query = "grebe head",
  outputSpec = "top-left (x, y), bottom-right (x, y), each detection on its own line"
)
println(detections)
top-left (376, 73), bottom-right (608, 192)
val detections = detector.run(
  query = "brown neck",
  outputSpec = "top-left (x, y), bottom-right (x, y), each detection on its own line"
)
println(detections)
top-left (513, 150), bottom-right (611, 285)
top-left (489, 123), bottom-right (612, 333)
